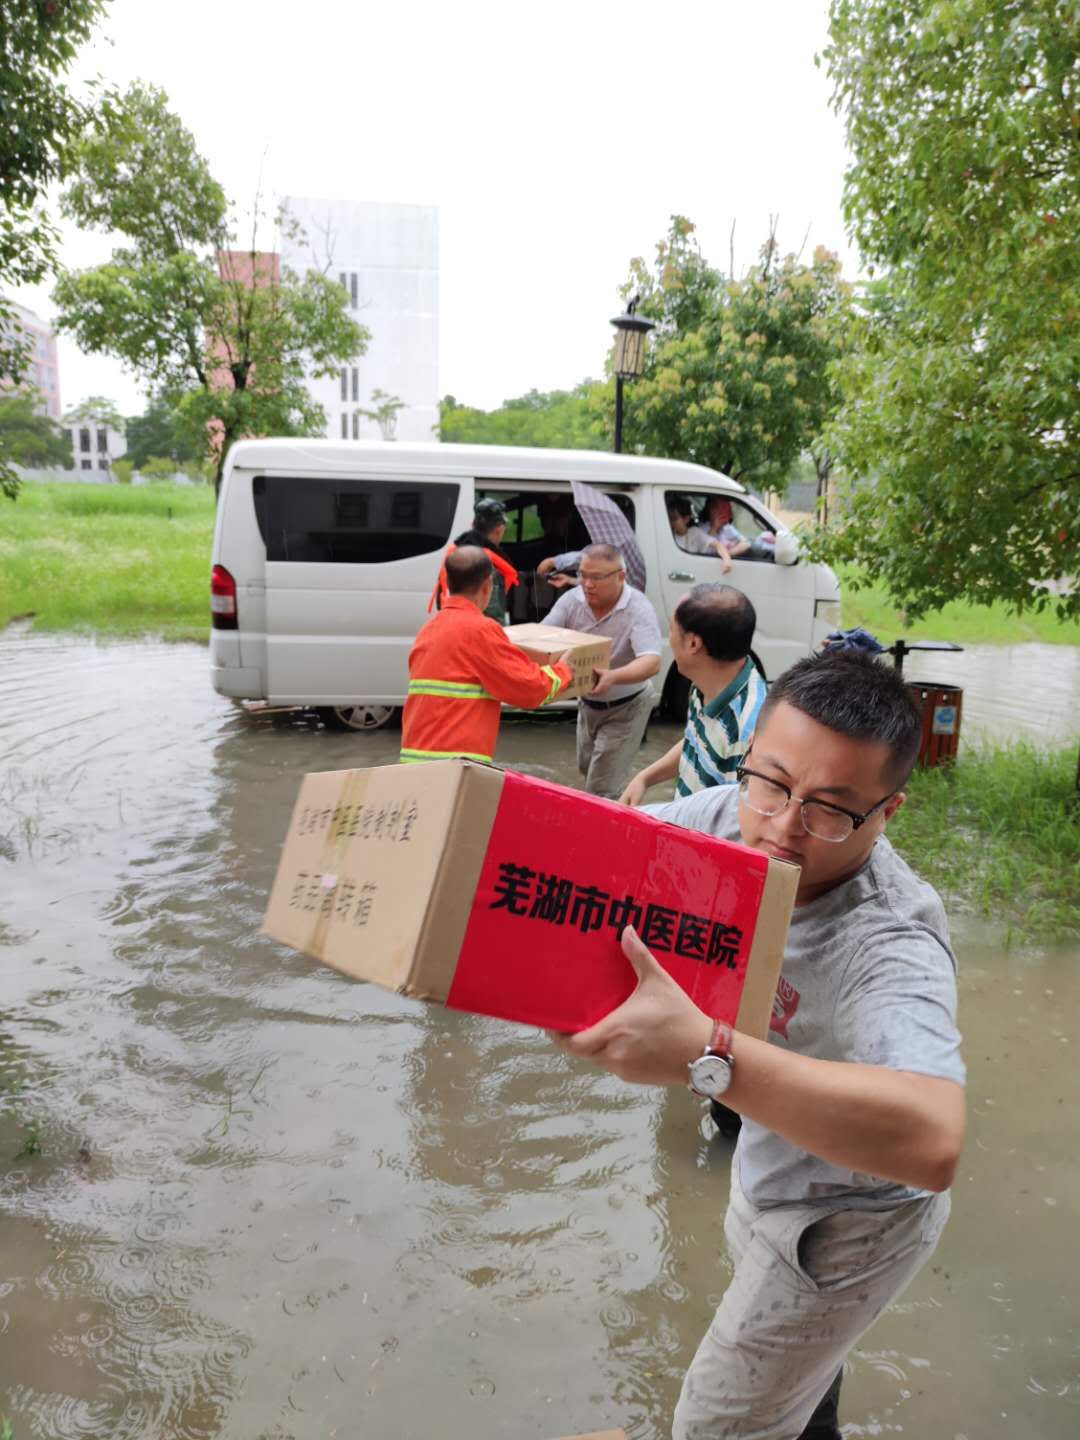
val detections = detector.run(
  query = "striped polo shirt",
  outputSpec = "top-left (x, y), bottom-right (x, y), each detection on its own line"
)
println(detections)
top-left (675, 658), bottom-right (768, 796)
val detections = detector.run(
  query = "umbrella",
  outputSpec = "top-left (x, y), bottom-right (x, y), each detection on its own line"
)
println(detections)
top-left (570, 478), bottom-right (647, 592)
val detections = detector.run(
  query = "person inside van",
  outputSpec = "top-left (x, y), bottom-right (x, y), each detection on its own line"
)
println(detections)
top-left (696, 496), bottom-right (777, 570)
top-left (444, 497), bottom-right (519, 624)
top-left (668, 495), bottom-right (725, 557)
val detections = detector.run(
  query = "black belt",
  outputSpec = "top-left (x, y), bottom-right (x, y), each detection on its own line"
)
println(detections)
top-left (581, 689), bottom-right (645, 711)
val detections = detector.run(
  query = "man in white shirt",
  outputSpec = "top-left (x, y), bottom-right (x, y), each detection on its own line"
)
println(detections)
top-left (545, 543), bottom-right (663, 799)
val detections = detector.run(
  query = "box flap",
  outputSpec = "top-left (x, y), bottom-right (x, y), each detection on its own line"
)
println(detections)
top-left (262, 761), bottom-right (468, 992)
top-left (734, 856), bottom-right (798, 1039)
top-left (408, 762), bottom-right (505, 999)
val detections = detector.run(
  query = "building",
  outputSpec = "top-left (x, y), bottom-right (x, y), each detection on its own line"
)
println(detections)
top-left (1, 299), bottom-right (61, 418)
top-left (279, 198), bottom-right (438, 443)
top-left (62, 406), bottom-right (126, 475)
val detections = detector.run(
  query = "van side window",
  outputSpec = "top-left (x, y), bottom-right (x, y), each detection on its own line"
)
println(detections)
top-left (253, 476), bottom-right (460, 563)
top-left (665, 490), bottom-right (776, 563)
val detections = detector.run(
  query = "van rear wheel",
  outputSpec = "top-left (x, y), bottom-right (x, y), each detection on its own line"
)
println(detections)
top-left (318, 704), bottom-right (399, 732)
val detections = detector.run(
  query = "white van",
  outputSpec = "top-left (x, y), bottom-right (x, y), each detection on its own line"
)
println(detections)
top-left (209, 439), bottom-right (841, 729)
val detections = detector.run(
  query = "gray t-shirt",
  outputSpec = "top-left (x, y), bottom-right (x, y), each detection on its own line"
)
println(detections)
top-left (545, 583), bottom-right (663, 702)
top-left (644, 785), bottom-right (965, 1210)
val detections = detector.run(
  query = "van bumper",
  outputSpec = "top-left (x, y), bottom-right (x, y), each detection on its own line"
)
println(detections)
top-left (211, 664), bottom-right (264, 700)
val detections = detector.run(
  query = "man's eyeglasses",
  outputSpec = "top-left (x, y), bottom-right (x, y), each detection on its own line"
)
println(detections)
top-left (735, 765), bottom-right (894, 844)
top-left (579, 568), bottom-right (623, 585)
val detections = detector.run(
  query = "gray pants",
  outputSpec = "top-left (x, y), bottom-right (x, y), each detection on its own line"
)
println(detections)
top-left (673, 1168), bottom-right (951, 1440)
top-left (575, 687), bottom-right (654, 799)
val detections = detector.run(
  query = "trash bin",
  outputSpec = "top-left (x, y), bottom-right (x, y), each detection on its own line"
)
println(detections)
top-left (906, 680), bottom-right (963, 767)
top-left (885, 640), bottom-right (965, 769)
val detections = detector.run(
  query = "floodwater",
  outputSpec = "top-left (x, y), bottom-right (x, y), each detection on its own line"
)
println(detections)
top-left (0, 634), bottom-right (1077, 1440)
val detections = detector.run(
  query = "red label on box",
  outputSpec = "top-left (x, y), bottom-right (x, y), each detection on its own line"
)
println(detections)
top-left (447, 771), bottom-right (768, 1031)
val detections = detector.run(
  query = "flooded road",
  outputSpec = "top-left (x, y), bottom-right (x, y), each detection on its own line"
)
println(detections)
top-left (1, 634), bottom-right (1078, 1439)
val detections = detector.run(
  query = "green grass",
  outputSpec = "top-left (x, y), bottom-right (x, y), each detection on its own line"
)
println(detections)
top-left (0, 481), bottom-right (216, 642)
top-left (890, 744), bottom-right (1079, 945)
top-left (840, 566), bottom-right (1079, 647)
top-left (1, 483), bottom-right (1078, 648)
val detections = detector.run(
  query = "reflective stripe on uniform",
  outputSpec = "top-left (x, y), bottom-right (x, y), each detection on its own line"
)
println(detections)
top-left (407, 679), bottom-right (495, 700)
top-left (539, 664), bottom-right (564, 706)
top-left (399, 747), bottom-right (493, 764)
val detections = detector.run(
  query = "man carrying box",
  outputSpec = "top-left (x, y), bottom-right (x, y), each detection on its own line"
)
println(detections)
top-left (619, 584), bottom-right (766, 807)
top-left (544, 543), bottom-right (663, 800)
top-left (401, 547), bottom-right (572, 765)
top-left (554, 650), bottom-right (966, 1440)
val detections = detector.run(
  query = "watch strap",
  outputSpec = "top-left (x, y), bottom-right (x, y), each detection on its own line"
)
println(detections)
top-left (705, 1018), bottom-right (733, 1062)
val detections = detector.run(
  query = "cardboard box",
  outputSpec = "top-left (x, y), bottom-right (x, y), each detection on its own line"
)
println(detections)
top-left (505, 623), bottom-right (614, 701)
top-left (551, 1433), bottom-right (626, 1439)
top-left (262, 760), bottom-right (797, 1037)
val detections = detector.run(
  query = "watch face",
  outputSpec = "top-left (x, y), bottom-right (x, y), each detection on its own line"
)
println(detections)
top-left (689, 1054), bottom-right (732, 1099)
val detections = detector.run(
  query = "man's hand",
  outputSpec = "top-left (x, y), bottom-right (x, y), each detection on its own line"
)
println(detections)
top-left (589, 667), bottom-right (616, 698)
top-left (537, 556), bottom-right (557, 577)
top-left (555, 648), bottom-right (575, 672)
top-left (619, 773), bottom-right (649, 807)
top-left (551, 927), bottom-right (711, 1086)
top-left (548, 572), bottom-right (575, 590)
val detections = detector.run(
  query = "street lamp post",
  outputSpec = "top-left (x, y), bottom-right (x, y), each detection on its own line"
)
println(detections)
top-left (610, 297), bottom-right (655, 453)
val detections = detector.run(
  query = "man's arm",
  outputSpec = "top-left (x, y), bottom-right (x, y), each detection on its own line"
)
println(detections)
top-left (589, 652), bottom-right (661, 699)
top-left (554, 928), bottom-right (966, 1194)
top-left (619, 738), bottom-right (683, 806)
top-left (472, 627), bottom-right (573, 709)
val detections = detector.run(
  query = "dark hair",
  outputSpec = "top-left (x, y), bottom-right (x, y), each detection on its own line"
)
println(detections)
top-left (667, 495), bottom-right (693, 521)
top-left (759, 651), bottom-right (923, 787)
top-left (473, 497), bottom-right (506, 535)
top-left (446, 545), bottom-right (493, 594)
top-left (675, 583), bottom-right (756, 661)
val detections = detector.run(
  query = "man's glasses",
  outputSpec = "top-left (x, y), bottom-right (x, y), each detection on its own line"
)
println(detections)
top-left (735, 765), bottom-right (894, 844)
top-left (579, 569), bottom-right (623, 585)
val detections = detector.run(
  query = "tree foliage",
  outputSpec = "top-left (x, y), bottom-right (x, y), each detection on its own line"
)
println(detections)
top-left (51, 82), bottom-right (369, 492)
top-left (63, 393), bottom-right (124, 429)
top-left (1, 0), bottom-right (108, 497)
top-left (123, 394), bottom-right (199, 470)
top-left (812, 0), bottom-right (1079, 620)
top-left (619, 217), bottom-right (854, 487)
top-left (0, 0), bottom-right (106, 289)
top-left (0, 390), bottom-right (73, 470)
top-left (438, 383), bottom-right (607, 450)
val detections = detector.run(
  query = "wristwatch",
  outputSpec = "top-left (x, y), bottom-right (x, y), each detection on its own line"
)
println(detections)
top-left (688, 1019), bottom-right (734, 1099)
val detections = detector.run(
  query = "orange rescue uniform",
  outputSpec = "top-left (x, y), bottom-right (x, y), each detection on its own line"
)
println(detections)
top-left (400, 596), bottom-right (572, 764)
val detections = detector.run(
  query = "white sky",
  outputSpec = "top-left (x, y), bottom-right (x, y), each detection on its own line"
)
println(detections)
top-left (12, 0), bottom-right (856, 419)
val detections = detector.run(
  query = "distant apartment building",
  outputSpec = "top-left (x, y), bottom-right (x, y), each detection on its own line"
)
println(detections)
top-left (63, 407), bottom-right (125, 474)
top-left (1, 299), bottom-right (62, 418)
top-left (279, 198), bottom-right (438, 443)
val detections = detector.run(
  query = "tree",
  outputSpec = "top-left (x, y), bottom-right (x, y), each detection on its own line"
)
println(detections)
top-left (811, 0), bottom-right (1079, 621)
top-left (357, 388), bottom-right (405, 441)
top-left (64, 394), bottom-right (124, 430)
top-left (124, 394), bottom-right (199, 470)
top-left (1, 0), bottom-right (109, 497)
top-left (0, 391), bottom-right (73, 469)
top-left (438, 383), bottom-right (607, 449)
top-left (621, 217), bottom-right (854, 488)
top-left (51, 82), bottom-right (369, 493)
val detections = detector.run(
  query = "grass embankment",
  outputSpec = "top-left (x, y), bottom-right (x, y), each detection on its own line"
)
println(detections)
top-left (892, 744), bottom-right (1078, 945)
top-left (839, 565), bottom-right (1078, 646)
top-left (0, 481), bottom-right (215, 642)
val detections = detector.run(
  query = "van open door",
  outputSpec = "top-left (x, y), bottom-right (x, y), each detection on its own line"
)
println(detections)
top-left (256, 470), bottom-right (474, 705)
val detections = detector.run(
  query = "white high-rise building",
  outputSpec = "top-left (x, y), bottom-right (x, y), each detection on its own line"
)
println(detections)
top-left (280, 198), bottom-right (438, 444)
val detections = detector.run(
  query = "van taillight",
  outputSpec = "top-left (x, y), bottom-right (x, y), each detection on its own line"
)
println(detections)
top-left (211, 564), bottom-right (238, 629)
